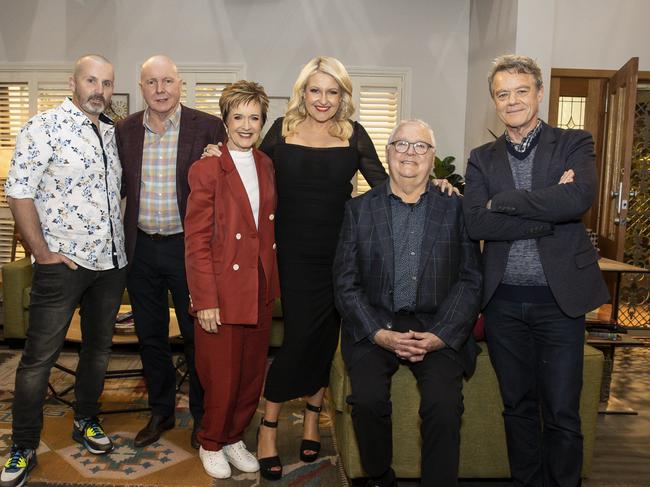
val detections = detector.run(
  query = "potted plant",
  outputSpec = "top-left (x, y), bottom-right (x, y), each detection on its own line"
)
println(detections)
top-left (432, 155), bottom-right (465, 194)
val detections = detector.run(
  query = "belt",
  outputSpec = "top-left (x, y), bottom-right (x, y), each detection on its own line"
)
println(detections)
top-left (138, 229), bottom-right (184, 241)
top-left (395, 309), bottom-right (416, 316)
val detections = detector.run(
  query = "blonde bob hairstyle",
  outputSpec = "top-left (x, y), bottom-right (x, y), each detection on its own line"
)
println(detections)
top-left (282, 56), bottom-right (355, 141)
top-left (219, 80), bottom-right (270, 125)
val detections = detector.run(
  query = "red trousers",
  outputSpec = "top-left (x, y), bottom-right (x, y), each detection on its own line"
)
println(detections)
top-left (194, 266), bottom-right (272, 451)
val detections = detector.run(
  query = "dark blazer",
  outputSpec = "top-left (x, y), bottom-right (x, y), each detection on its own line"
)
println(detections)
top-left (333, 182), bottom-right (483, 374)
top-left (116, 104), bottom-right (226, 263)
top-left (184, 147), bottom-right (281, 324)
top-left (463, 122), bottom-right (609, 316)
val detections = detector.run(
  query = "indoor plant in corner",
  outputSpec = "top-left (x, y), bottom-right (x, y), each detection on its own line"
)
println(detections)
top-left (432, 155), bottom-right (465, 194)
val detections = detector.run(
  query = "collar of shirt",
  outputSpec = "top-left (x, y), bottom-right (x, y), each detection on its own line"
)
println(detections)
top-left (386, 180), bottom-right (431, 207)
top-left (505, 119), bottom-right (542, 154)
top-left (62, 97), bottom-right (115, 139)
top-left (143, 103), bottom-right (181, 134)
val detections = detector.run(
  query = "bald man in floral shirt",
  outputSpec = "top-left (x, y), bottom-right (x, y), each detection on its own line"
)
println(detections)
top-left (1, 54), bottom-right (126, 487)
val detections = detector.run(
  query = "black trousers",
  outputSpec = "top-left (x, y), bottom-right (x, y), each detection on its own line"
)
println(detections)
top-left (485, 298), bottom-right (585, 487)
top-left (347, 316), bottom-right (465, 487)
top-left (13, 263), bottom-right (126, 448)
top-left (127, 232), bottom-right (203, 421)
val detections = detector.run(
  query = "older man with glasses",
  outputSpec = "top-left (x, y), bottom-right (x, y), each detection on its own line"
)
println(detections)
top-left (333, 119), bottom-right (482, 487)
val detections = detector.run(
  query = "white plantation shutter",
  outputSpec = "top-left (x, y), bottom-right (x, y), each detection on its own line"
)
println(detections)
top-left (356, 86), bottom-right (400, 194)
top-left (0, 83), bottom-right (29, 150)
top-left (0, 67), bottom-right (69, 177)
top-left (37, 81), bottom-right (71, 113)
top-left (180, 82), bottom-right (227, 118)
top-left (349, 69), bottom-right (409, 195)
top-left (0, 67), bottom-right (69, 262)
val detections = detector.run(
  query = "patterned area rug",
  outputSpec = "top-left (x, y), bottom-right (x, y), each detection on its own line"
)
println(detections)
top-left (0, 351), bottom-right (341, 487)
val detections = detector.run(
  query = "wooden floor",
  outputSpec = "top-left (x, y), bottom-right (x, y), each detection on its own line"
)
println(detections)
top-left (585, 338), bottom-right (650, 486)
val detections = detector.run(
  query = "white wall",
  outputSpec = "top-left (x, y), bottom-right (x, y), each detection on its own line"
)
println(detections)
top-left (464, 0), bottom-right (517, 166)
top-left (552, 0), bottom-right (650, 71)
top-left (0, 0), bottom-right (470, 162)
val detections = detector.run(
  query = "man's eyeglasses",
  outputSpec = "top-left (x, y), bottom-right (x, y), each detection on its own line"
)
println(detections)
top-left (388, 140), bottom-right (434, 155)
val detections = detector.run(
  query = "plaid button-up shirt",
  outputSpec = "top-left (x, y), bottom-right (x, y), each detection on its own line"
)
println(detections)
top-left (138, 105), bottom-right (183, 235)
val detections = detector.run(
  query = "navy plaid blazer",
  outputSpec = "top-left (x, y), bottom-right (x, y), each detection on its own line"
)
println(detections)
top-left (333, 181), bottom-right (482, 373)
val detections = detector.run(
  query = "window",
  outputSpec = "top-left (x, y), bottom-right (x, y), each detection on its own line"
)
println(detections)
top-left (349, 68), bottom-right (410, 195)
top-left (0, 66), bottom-right (70, 174)
top-left (0, 66), bottom-right (69, 263)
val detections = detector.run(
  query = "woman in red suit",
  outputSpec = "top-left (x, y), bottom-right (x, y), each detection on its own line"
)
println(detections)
top-left (184, 80), bottom-right (280, 480)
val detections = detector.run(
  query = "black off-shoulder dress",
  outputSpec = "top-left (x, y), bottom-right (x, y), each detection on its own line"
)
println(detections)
top-left (259, 117), bottom-right (388, 402)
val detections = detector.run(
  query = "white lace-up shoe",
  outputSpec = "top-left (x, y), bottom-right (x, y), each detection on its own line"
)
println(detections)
top-left (199, 446), bottom-right (231, 479)
top-left (223, 440), bottom-right (260, 473)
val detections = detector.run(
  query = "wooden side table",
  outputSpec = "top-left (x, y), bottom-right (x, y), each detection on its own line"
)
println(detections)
top-left (586, 335), bottom-right (648, 414)
top-left (48, 305), bottom-right (181, 415)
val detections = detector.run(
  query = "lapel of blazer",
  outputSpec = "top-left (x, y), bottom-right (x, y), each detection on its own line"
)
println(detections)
top-left (125, 112), bottom-right (145, 184)
top-left (490, 136), bottom-right (516, 191)
top-left (177, 105), bottom-right (195, 171)
top-left (417, 187), bottom-right (446, 283)
top-left (531, 122), bottom-right (557, 190)
top-left (370, 182), bottom-right (394, 284)
top-left (221, 147), bottom-right (257, 231)
top-left (253, 148), bottom-right (271, 229)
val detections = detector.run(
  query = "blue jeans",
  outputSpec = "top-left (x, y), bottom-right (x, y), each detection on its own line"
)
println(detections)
top-left (485, 298), bottom-right (585, 487)
top-left (12, 263), bottom-right (127, 449)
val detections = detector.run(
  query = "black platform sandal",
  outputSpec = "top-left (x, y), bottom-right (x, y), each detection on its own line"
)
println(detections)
top-left (257, 417), bottom-right (282, 481)
top-left (300, 403), bottom-right (322, 462)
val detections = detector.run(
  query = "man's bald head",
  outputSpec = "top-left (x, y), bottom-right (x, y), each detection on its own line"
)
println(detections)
top-left (140, 55), bottom-right (179, 82)
top-left (139, 55), bottom-right (182, 120)
top-left (69, 54), bottom-right (114, 122)
top-left (73, 54), bottom-right (113, 78)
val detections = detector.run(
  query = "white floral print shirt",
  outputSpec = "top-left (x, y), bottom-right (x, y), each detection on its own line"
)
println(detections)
top-left (5, 98), bottom-right (127, 270)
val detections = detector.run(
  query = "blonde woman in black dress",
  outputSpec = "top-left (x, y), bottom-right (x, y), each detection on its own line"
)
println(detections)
top-left (255, 56), bottom-right (388, 480)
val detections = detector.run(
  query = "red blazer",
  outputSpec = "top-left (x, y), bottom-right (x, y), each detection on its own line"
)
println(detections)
top-left (184, 146), bottom-right (280, 325)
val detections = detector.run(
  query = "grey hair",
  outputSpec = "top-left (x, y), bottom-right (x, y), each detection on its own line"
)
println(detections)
top-left (387, 119), bottom-right (436, 148)
top-left (488, 54), bottom-right (543, 95)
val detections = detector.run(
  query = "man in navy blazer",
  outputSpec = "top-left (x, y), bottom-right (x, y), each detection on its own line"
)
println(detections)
top-left (334, 120), bottom-right (482, 487)
top-left (463, 55), bottom-right (609, 487)
top-left (116, 55), bottom-right (226, 449)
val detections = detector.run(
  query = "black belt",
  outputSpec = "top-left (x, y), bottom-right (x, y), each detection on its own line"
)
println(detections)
top-left (138, 229), bottom-right (184, 241)
top-left (395, 309), bottom-right (416, 316)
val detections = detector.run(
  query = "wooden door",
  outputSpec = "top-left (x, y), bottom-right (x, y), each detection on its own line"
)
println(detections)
top-left (597, 58), bottom-right (638, 261)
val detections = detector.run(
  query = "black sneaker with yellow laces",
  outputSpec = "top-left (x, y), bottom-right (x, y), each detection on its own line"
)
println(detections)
top-left (0, 445), bottom-right (37, 487)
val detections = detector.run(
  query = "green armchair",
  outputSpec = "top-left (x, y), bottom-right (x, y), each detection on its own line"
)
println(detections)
top-left (329, 341), bottom-right (604, 479)
top-left (2, 257), bottom-right (32, 341)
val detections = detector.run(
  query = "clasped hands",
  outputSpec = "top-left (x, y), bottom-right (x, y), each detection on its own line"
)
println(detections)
top-left (374, 329), bottom-right (445, 362)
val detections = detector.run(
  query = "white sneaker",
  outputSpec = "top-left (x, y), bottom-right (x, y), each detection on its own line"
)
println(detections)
top-left (199, 446), bottom-right (231, 479)
top-left (223, 440), bottom-right (260, 473)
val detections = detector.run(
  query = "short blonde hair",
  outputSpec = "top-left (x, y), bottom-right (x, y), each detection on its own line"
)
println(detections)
top-left (282, 56), bottom-right (354, 141)
top-left (219, 80), bottom-right (270, 125)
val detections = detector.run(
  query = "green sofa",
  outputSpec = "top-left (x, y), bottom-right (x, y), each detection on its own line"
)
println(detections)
top-left (1, 256), bottom-right (285, 346)
top-left (2, 257), bottom-right (32, 340)
top-left (329, 340), bottom-right (603, 479)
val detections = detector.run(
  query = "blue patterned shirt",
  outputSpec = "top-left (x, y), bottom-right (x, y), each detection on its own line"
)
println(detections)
top-left (388, 183), bottom-right (428, 312)
top-left (5, 98), bottom-right (127, 270)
